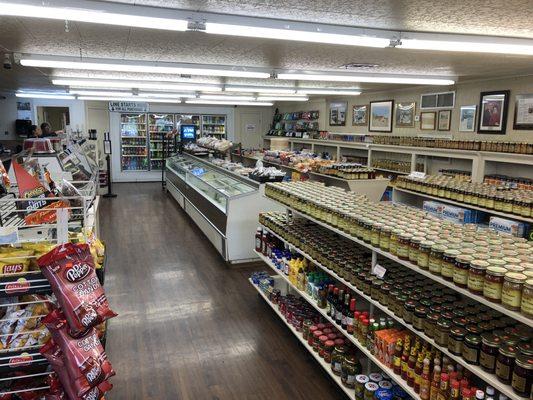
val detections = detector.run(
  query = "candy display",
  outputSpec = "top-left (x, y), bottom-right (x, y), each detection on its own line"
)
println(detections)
top-left (38, 243), bottom-right (116, 337)
top-left (396, 174), bottom-right (533, 218)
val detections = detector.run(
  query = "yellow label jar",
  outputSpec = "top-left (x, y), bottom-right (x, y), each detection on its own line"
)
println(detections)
top-left (429, 245), bottom-right (446, 275)
top-left (443, 249), bottom-right (461, 281)
top-left (389, 229), bottom-right (402, 256)
top-left (502, 272), bottom-right (527, 311)
top-left (417, 240), bottom-right (434, 270)
top-left (467, 259), bottom-right (488, 295)
top-left (520, 279), bottom-right (533, 318)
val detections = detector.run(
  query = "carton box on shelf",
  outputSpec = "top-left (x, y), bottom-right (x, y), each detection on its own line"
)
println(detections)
top-left (441, 204), bottom-right (482, 224)
top-left (423, 201), bottom-right (444, 217)
top-left (489, 216), bottom-right (526, 237)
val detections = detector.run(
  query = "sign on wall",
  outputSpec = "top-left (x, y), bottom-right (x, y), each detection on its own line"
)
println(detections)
top-left (108, 101), bottom-right (148, 113)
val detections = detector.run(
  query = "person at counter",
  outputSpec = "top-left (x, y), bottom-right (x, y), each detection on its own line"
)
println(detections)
top-left (40, 122), bottom-right (63, 137)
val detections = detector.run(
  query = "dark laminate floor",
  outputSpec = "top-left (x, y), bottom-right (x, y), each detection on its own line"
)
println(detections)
top-left (101, 182), bottom-right (345, 400)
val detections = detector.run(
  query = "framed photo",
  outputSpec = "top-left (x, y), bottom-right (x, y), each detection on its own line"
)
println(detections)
top-left (478, 90), bottom-right (510, 134)
top-left (438, 110), bottom-right (452, 131)
top-left (329, 101), bottom-right (347, 126)
top-left (513, 94), bottom-right (533, 130)
top-left (395, 102), bottom-right (415, 127)
top-left (352, 105), bottom-right (368, 126)
top-left (459, 105), bottom-right (477, 132)
top-left (369, 100), bottom-right (394, 132)
top-left (420, 112), bottom-right (436, 130)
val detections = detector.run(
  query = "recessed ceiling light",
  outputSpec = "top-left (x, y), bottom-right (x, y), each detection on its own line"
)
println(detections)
top-left (22, 57), bottom-right (270, 79)
top-left (16, 92), bottom-right (75, 99)
top-left (77, 96), bottom-right (181, 103)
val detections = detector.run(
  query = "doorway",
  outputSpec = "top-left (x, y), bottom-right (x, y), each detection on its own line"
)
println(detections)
top-left (37, 106), bottom-right (70, 131)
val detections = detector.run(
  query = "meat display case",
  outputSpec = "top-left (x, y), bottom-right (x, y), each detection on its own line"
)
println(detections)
top-left (165, 153), bottom-right (282, 263)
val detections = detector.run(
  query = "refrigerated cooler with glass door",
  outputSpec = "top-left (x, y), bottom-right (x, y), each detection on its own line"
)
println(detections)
top-left (149, 114), bottom-right (175, 171)
top-left (201, 115), bottom-right (226, 138)
top-left (120, 113), bottom-right (148, 171)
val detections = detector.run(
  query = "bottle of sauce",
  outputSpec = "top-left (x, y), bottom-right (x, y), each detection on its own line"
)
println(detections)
top-left (419, 358), bottom-right (431, 400)
top-left (436, 372), bottom-right (449, 400)
top-left (346, 299), bottom-right (356, 334)
top-left (401, 336), bottom-right (411, 381)
top-left (407, 344), bottom-right (418, 387)
top-left (255, 227), bottom-right (262, 252)
top-left (414, 352), bottom-right (425, 392)
top-left (429, 365), bottom-right (441, 400)
top-left (393, 339), bottom-right (403, 375)
top-left (475, 389), bottom-right (485, 399)
top-left (450, 379), bottom-right (460, 400)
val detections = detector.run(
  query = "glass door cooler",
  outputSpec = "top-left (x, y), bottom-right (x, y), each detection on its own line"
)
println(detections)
top-left (120, 113), bottom-right (148, 171)
top-left (148, 114), bottom-right (175, 171)
top-left (201, 115), bottom-right (226, 138)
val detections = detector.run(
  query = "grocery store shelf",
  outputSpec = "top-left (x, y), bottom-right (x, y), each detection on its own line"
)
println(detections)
top-left (374, 168), bottom-right (410, 175)
top-left (266, 197), bottom-right (533, 328)
top-left (122, 145), bottom-right (146, 148)
top-left (121, 136), bottom-right (146, 139)
top-left (260, 225), bottom-right (518, 399)
top-left (393, 187), bottom-right (533, 224)
top-left (249, 277), bottom-right (355, 400)
top-left (253, 251), bottom-right (420, 400)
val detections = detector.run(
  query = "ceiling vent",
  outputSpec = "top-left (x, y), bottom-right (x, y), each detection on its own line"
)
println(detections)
top-left (338, 63), bottom-right (379, 70)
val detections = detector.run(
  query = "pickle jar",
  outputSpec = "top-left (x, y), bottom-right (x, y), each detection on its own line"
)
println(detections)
top-left (484, 266), bottom-right (507, 302)
top-left (467, 259), bottom-right (488, 295)
top-left (520, 279), bottom-right (533, 318)
top-left (502, 272), bottom-right (527, 311)
top-left (331, 345), bottom-right (346, 376)
top-left (480, 333), bottom-right (502, 373)
top-left (451, 252), bottom-right (469, 286)
top-left (371, 223), bottom-right (382, 247)
top-left (389, 229), bottom-right (403, 256)
top-left (417, 240), bottom-right (434, 270)
top-left (341, 355), bottom-right (360, 389)
top-left (496, 344), bottom-right (518, 384)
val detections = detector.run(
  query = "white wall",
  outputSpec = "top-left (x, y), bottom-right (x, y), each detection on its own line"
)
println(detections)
top-left (276, 75), bottom-right (533, 142)
top-left (0, 94), bottom-right (18, 140)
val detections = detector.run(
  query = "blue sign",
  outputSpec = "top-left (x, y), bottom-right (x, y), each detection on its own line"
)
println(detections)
top-left (181, 125), bottom-right (196, 140)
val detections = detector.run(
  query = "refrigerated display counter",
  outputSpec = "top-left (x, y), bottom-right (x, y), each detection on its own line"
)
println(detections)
top-left (165, 153), bottom-right (283, 263)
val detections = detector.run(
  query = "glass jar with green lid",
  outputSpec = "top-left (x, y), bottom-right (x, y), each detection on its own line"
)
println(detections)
top-left (480, 333), bottom-right (502, 373)
top-left (413, 305), bottom-right (428, 331)
top-left (424, 312), bottom-right (440, 338)
top-left (435, 318), bottom-right (451, 347)
top-left (395, 294), bottom-right (408, 318)
top-left (403, 300), bottom-right (416, 324)
top-left (448, 326), bottom-right (466, 355)
top-left (429, 244), bottom-right (446, 275)
top-left (496, 344), bottom-right (518, 384)
top-left (467, 259), bottom-right (488, 295)
top-left (502, 272), bottom-right (527, 311)
top-left (442, 249), bottom-right (461, 281)
top-left (463, 334), bottom-right (482, 365)
top-left (453, 254), bottom-right (473, 287)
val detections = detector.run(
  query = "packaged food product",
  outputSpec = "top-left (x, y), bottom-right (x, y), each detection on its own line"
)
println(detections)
top-left (42, 309), bottom-right (115, 397)
top-left (43, 343), bottom-right (113, 400)
top-left (38, 243), bottom-right (116, 335)
top-left (0, 249), bottom-right (33, 276)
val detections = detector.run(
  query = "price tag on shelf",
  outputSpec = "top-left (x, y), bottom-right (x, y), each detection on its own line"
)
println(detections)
top-left (372, 263), bottom-right (387, 279)
top-left (408, 171), bottom-right (426, 180)
top-left (56, 208), bottom-right (69, 245)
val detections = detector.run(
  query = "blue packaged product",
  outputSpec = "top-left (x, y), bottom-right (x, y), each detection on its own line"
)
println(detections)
top-left (375, 388), bottom-right (393, 400)
top-left (392, 385), bottom-right (407, 399)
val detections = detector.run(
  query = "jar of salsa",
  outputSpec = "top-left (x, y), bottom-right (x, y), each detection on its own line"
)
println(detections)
top-left (484, 266), bottom-right (507, 302)
top-left (468, 259), bottom-right (488, 295)
top-left (496, 344), bottom-right (518, 384)
top-left (429, 245), bottom-right (446, 275)
top-left (308, 326), bottom-right (318, 346)
top-left (448, 326), bottom-right (466, 356)
top-left (323, 340), bottom-right (335, 363)
top-left (480, 333), bottom-right (502, 373)
top-left (331, 345), bottom-right (346, 375)
top-left (319, 335), bottom-right (329, 358)
top-left (312, 330), bottom-right (323, 351)
top-left (511, 355), bottom-right (533, 398)
top-left (502, 272), bottom-right (527, 311)
top-left (520, 279), bottom-right (533, 318)
top-left (417, 240), bottom-right (434, 269)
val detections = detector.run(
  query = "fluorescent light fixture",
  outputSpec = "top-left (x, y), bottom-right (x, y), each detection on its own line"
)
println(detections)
top-left (77, 96), bottom-right (181, 103)
top-left (68, 90), bottom-right (132, 96)
top-left (139, 92), bottom-right (197, 99)
top-left (278, 73), bottom-right (455, 85)
top-left (225, 86), bottom-right (297, 94)
top-left (0, 1), bottom-right (188, 31)
top-left (297, 89), bottom-right (362, 95)
top-left (186, 100), bottom-right (273, 106)
top-left (257, 96), bottom-right (309, 101)
top-left (16, 92), bottom-right (75, 99)
top-left (200, 94), bottom-right (255, 101)
top-left (22, 57), bottom-right (271, 79)
top-left (53, 79), bottom-right (222, 92)
top-left (205, 23), bottom-right (390, 48)
top-left (399, 38), bottom-right (533, 56)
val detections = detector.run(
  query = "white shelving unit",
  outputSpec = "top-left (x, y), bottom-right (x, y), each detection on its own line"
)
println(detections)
top-left (259, 224), bottom-right (519, 399)
top-left (249, 277), bottom-right (356, 400)
top-left (393, 186), bottom-right (533, 224)
top-left (253, 251), bottom-right (420, 399)
top-left (264, 137), bottom-right (533, 183)
top-left (268, 201), bottom-right (533, 328)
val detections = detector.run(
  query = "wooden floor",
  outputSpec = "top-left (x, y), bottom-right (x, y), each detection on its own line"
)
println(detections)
top-left (101, 182), bottom-right (345, 400)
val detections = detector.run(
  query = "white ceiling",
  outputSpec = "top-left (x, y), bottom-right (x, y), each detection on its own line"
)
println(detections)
top-left (1, 0), bottom-right (533, 93)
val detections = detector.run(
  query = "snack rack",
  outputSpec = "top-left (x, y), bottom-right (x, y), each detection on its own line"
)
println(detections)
top-left (0, 177), bottom-right (102, 398)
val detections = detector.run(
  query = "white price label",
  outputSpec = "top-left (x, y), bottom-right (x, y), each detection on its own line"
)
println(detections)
top-left (372, 263), bottom-right (387, 279)
top-left (408, 171), bottom-right (426, 180)
top-left (56, 208), bottom-right (69, 245)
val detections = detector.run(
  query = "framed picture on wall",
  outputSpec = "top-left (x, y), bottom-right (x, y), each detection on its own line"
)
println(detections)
top-left (369, 100), bottom-right (394, 132)
top-left (420, 111), bottom-right (436, 130)
top-left (459, 105), bottom-right (477, 132)
top-left (513, 94), bottom-right (533, 130)
top-left (352, 105), bottom-right (368, 126)
top-left (478, 90), bottom-right (510, 134)
top-left (438, 110), bottom-right (452, 131)
top-left (395, 102), bottom-right (416, 127)
top-left (329, 101), bottom-right (347, 126)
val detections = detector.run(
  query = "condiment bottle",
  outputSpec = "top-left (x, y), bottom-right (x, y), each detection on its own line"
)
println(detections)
top-left (419, 358), bottom-right (431, 400)
top-left (393, 339), bottom-right (403, 375)
top-left (414, 352), bottom-right (424, 392)
top-left (401, 336), bottom-right (411, 380)
top-left (436, 372), bottom-right (449, 400)
top-left (450, 379), bottom-right (460, 400)
top-left (407, 345), bottom-right (418, 387)
top-left (429, 365), bottom-right (441, 400)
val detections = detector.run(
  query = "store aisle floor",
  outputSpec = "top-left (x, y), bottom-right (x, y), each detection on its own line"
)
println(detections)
top-left (100, 183), bottom-right (345, 400)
